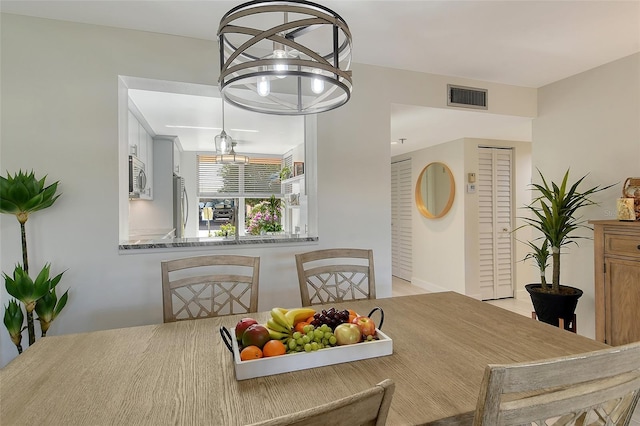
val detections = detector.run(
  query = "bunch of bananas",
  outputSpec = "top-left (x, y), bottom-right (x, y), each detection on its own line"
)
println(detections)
top-left (265, 307), bottom-right (316, 341)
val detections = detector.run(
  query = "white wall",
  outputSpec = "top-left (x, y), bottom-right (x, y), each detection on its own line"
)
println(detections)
top-left (533, 52), bottom-right (640, 339)
top-left (0, 13), bottom-right (538, 367)
top-left (407, 140), bottom-right (467, 293)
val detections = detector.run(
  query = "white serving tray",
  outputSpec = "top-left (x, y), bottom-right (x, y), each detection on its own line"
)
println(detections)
top-left (230, 328), bottom-right (393, 381)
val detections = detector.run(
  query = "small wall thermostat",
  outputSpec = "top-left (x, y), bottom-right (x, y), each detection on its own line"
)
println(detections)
top-left (468, 173), bottom-right (476, 183)
top-left (467, 183), bottom-right (476, 193)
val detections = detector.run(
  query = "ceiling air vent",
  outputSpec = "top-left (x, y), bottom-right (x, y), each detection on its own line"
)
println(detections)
top-left (447, 84), bottom-right (488, 110)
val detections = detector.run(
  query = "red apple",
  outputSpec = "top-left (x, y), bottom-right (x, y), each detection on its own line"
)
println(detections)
top-left (235, 318), bottom-right (258, 340)
top-left (241, 324), bottom-right (271, 349)
top-left (352, 315), bottom-right (376, 337)
top-left (334, 323), bottom-right (362, 345)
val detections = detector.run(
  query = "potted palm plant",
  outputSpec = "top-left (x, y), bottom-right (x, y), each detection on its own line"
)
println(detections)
top-left (1, 170), bottom-right (68, 353)
top-left (520, 169), bottom-right (612, 329)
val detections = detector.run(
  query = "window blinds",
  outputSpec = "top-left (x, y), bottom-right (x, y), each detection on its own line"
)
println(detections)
top-left (197, 155), bottom-right (282, 198)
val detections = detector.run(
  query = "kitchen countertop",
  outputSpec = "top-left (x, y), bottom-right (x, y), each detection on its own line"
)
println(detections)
top-left (119, 235), bottom-right (318, 250)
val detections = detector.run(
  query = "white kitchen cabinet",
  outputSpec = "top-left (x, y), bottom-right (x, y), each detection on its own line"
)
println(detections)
top-left (281, 175), bottom-right (306, 236)
top-left (138, 121), bottom-right (148, 166)
top-left (143, 131), bottom-right (153, 199)
top-left (128, 110), bottom-right (153, 200)
top-left (173, 139), bottom-right (182, 175)
top-left (128, 110), bottom-right (139, 156)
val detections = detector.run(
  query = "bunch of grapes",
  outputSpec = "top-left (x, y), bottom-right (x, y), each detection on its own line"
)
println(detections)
top-left (286, 324), bottom-right (337, 353)
top-left (310, 307), bottom-right (350, 330)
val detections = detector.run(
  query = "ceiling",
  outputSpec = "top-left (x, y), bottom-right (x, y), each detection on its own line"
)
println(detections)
top-left (2, 1), bottom-right (639, 155)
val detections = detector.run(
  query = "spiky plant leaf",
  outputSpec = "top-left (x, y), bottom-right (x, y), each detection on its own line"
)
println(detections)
top-left (4, 299), bottom-right (24, 337)
top-left (0, 170), bottom-right (60, 223)
top-left (4, 299), bottom-right (24, 351)
top-left (4, 264), bottom-right (52, 312)
top-left (35, 285), bottom-right (69, 335)
top-left (522, 169), bottom-right (614, 291)
top-left (54, 289), bottom-right (69, 318)
top-left (35, 287), bottom-right (57, 324)
top-left (522, 240), bottom-right (550, 287)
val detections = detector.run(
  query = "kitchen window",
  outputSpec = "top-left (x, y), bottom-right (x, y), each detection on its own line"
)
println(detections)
top-left (197, 155), bottom-right (293, 237)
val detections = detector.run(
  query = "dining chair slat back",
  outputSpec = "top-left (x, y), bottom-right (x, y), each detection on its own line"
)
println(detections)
top-left (161, 255), bottom-right (259, 322)
top-left (295, 248), bottom-right (376, 307)
top-left (247, 379), bottom-right (394, 426)
top-left (473, 342), bottom-right (640, 426)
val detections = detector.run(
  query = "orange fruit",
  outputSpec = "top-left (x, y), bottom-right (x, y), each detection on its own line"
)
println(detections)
top-left (305, 315), bottom-right (315, 323)
top-left (348, 314), bottom-right (357, 324)
top-left (240, 345), bottom-right (263, 361)
top-left (262, 340), bottom-right (286, 357)
top-left (294, 321), bottom-right (309, 333)
top-left (348, 309), bottom-right (358, 317)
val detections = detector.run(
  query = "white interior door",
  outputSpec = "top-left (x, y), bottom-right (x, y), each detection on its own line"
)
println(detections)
top-left (478, 147), bottom-right (514, 300)
top-left (391, 159), bottom-right (412, 281)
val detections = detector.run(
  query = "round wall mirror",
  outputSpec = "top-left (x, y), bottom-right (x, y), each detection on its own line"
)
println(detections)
top-left (415, 162), bottom-right (455, 219)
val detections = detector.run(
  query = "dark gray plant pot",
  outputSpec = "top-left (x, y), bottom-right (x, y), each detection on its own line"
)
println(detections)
top-left (526, 283), bottom-right (583, 331)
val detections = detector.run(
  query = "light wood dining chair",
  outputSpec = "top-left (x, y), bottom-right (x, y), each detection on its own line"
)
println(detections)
top-left (247, 379), bottom-right (394, 426)
top-left (161, 255), bottom-right (259, 322)
top-left (295, 248), bottom-right (376, 307)
top-left (473, 342), bottom-right (640, 426)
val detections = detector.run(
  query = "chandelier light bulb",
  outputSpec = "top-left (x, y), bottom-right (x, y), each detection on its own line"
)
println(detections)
top-left (257, 75), bottom-right (270, 97)
top-left (273, 49), bottom-right (287, 78)
top-left (311, 70), bottom-right (325, 94)
top-left (219, 133), bottom-right (229, 152)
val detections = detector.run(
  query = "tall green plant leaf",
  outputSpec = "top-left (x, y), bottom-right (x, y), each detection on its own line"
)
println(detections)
top-left (3, 299), bottom-right (24, 353)
top-left (4, 265), bottom-right (50, 312)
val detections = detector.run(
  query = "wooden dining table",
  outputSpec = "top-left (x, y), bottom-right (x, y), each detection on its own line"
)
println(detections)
top-left (1, 292), bottom-right (609, 425)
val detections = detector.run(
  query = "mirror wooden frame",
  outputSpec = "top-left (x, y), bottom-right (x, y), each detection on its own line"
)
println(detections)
top-left (415, 162), bottom-right (455, 219)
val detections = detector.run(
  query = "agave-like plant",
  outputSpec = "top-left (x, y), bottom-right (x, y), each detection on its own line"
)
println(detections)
top-left (0, 170), bottom-right (60, 274)
top-left (522, 169), bottom-right (613, 293)
top-left (3, 300), bottom-right (24, 353)
top-left (1, 170), bottom-right (67, 352)
top-left (35, 284), bottom-right (69, 336)
top-left (4, 264), bottom-right (63, 345)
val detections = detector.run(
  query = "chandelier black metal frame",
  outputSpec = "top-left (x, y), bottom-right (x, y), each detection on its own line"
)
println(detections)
top-left (218, 0), bottom-right (353, 115)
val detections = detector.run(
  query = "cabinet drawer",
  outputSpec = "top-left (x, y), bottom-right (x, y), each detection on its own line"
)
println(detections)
top-left (605, 234), bottom-right (640, 259)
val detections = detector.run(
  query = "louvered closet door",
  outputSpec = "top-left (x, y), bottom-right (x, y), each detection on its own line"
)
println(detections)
top-left (478, 147), bottom-right (514, 300)
top-left (391, 159), bottom-right (412, 281)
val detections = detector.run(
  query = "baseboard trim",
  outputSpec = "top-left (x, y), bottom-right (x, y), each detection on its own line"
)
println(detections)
top-left (410, 278), bottom-right (449, 293)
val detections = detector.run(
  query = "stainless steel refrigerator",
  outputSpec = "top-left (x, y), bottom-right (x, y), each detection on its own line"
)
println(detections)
top-left (173, 174), bottom-right (188, 238)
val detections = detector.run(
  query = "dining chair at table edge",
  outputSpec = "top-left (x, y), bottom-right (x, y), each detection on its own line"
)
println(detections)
top-left (246, 379), bottom-right (395, 426)
top-left (295, 248), bottom-right (376, 307)
top-left (473, 341), bottom-right (640, 426)
top-left (161, 255), bottom-right (260, 323)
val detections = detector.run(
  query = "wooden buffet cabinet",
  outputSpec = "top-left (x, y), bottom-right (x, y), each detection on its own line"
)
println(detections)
top-left (591, 220), bottom-right (640, 345)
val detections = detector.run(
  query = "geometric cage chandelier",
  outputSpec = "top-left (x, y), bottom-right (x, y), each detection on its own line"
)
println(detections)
top-left (217, 0), bottom-right (353, 115)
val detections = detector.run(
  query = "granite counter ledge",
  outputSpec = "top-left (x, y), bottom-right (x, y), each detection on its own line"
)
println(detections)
top-left (119, 236), bottom-right (319, 251)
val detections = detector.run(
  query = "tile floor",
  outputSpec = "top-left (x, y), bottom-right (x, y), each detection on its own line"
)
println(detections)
top-left (390, 276), bottom-right (640, 425)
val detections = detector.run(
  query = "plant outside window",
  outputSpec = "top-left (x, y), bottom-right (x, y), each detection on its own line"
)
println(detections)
top-left (246, 195), bottom-right (283, 235)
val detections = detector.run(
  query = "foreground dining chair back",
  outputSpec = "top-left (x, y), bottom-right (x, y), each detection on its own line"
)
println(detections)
top-left (473, 342), bottom-right (640, 426)
top-left (248, 379), bottom-right (394, 426)
top-left (161, 255), bottom-right (259, 322)
top-left (295, 248), bottom-right (376, 306)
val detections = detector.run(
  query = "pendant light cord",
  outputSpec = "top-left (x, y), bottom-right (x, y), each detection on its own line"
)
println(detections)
top-left (221, 97), bottom-right (226, 132)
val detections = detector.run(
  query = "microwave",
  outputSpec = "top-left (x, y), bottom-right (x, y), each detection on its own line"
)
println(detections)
top-left (129, 155), bottom-right (147, 198)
